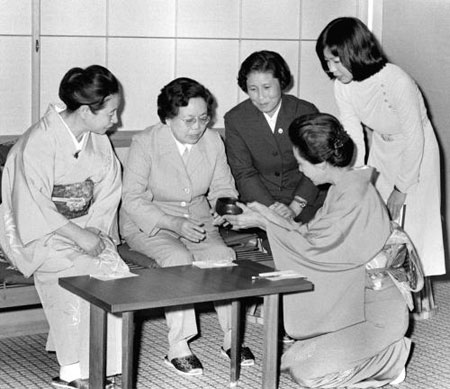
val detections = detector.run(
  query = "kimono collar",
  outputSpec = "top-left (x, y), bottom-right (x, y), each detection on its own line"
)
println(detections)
top-left (58, 113), bottom-right (89, 153)
top-left (335, 166), bottom-right (374, 189)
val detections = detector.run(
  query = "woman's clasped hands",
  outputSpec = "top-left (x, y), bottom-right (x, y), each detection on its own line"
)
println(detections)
top-left (78, 227), bottom-right (106, 257)
top-left (170, 215), bottom-right (206, 242)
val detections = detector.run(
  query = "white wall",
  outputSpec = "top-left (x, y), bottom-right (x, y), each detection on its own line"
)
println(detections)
top-left (381, 0), bottom-right (450, 254)
top-left (0, 0), bottom-right (369, 135)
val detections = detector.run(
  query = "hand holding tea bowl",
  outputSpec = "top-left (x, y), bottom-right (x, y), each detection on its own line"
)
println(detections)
top-left (221, 201), bottom-right (268, 231)
top-left (215, 197), bottom-right (243, 216)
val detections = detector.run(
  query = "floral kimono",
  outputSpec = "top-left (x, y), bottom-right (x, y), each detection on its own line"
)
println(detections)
top-left (0, 104), bottom-right (129, 378)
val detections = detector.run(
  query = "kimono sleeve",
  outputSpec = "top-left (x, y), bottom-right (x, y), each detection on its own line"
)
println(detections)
top-left (267, 215), bottom-right (360, 273)
top-left (86, 139), bottom-right (122, 241)
top-left (12, 130), bottom-right (69, 245)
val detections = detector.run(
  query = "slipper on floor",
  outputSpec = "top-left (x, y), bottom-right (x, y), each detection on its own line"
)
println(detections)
top-left (221, 346), bottom-right (255, 366)
top-left (52, 376), bottom-right (114, 389)
top-left (164, 354), bottom-right (203, 376)
top-left (51, 377), bottom-right (90, 389)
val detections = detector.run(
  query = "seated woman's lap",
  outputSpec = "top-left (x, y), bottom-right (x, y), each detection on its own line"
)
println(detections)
top-left (124, 228), bottom-right (234, 268)
top-left (281, 283), bottom-right (409, 378)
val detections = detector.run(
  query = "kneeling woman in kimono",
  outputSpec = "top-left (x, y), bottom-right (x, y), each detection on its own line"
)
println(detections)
top-left (0, 65), bottom-right (130, 388)
top-left (119, 77), bottom-right (254, 376)
top-left (224, 113), bottom-right (411, 388)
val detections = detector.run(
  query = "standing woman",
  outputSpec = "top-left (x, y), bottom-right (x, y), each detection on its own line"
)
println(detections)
top-left (0, 65), bottom-right (129, 387)
top-left (224, 50), bottom-right (327, 223)
top-left (316, 17), bottom-right (445, 317)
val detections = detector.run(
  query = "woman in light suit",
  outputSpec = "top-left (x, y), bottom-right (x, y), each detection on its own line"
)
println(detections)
top-left (120, 78), bottom-right (254, 376)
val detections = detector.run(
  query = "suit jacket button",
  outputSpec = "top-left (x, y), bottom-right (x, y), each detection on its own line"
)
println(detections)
top-left (181, 201), bottom-right (187, 206)
top-left (275, 172), bottom-right (280, 177)
top-left (277, 128), bottom-right (283, 134)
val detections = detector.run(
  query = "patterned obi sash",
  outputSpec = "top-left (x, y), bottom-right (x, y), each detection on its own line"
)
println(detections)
top-left (51, 178), bottom-right (94, 219)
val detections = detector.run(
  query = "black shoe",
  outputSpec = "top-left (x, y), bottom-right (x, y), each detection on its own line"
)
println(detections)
top-left (221, 346), bottom-right (255, 366)
top-left (164, 354), bottom-right (203, 376)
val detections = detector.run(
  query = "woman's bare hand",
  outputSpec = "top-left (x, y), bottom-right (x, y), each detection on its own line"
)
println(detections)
top-left (56, 222), bottom-right (105, 257)
top-left (269, 202), bottom-right (295, 219)
top-left (224, 202), bottom-right (267, 230)
top-left (171, 216), bottom-right (206, 242)
top-left (76, 228), bottom-right (105, 257)
top-left (211, 210), bottom-right (229, 227)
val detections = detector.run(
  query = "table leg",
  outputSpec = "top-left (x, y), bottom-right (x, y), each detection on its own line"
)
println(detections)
top-left (262, 294), bottom-right (279, 389)
top-left (90, 304), bottom-right (107, 389)
top-left (230, 300), bottom-right (241, 387)
top-left (122, 312), bottom-right (135, 389)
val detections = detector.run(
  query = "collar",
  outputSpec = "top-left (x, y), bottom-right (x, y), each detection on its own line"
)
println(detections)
top-left (171, 133), bottom-right (193, 155)
top-left (57, 111), bottom-right (88, 152)
top-left (263, 100), bottom-right (282, 133)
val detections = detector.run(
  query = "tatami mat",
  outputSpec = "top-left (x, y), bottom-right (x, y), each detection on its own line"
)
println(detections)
top-left (1, 278), bottom-right (450, 388)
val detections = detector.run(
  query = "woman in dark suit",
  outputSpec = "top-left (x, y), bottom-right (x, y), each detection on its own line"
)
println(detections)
top-left (224, 50), bottom-right (327, 223)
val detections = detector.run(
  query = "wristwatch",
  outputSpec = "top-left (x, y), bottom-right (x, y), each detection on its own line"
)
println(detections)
top-left (293, 196), bottom-right (308, 208)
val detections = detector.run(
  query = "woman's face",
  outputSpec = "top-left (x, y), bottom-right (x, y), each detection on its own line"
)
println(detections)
top-left (167, 97), bottom-right (210, 144)
top-left (246, 71), bottom-right (282, 117)
top-left (293, 147), bottom-right (328, 186)
top-left (323, 47), bottom-right (353, 84)
top-left (86, 93), bottom-right (120, 135)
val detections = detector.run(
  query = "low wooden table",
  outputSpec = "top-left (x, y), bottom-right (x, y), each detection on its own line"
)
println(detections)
top-left (59, 260), bottom-right (314, 389)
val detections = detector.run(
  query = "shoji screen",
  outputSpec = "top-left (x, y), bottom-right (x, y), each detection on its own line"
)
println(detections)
top-left (381, 0), bottom-right (450, 256)
top-left (1, 0), bottom-right (368, 135)
top-left (0, 0), bottom-right (32, 135)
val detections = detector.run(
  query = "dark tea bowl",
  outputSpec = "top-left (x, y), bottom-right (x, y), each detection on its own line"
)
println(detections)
top-left (215, 197), bottom-right (243, 216)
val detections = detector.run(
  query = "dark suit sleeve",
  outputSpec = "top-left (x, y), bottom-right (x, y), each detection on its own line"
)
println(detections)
top-left (292, 101), bottom-right (320, 201)
top-left (224, 114), bottom-right (275, 206)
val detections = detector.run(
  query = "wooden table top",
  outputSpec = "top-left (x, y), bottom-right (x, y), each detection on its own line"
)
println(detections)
top-left (59, 260), bottom-right (314, 314)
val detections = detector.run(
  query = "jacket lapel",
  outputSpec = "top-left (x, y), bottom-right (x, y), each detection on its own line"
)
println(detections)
top-left (245, 102), bottom-right (278, 147)
top-left (158, 125), bottom-right (187, 174)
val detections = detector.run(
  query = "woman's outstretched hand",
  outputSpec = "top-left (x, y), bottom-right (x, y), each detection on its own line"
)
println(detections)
top-left (269, 202), bottom-right (296, 219)
top-left (211, 210), bottom-right (230, 227)
top-left (223, 202), bottom-right (267, 230)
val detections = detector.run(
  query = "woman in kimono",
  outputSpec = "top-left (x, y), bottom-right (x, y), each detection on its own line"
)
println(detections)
top-left (119, 77), bottom-right (254, 376)
top-left (316, 16), bottom-right (444, 318)
top-left (224, 113), bottom-right (411, 387)
top-left (0, 65), bottom-right (130, 388)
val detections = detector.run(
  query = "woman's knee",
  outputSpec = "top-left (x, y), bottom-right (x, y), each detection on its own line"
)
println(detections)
top-left (159, 250), bottom-right (193, 267)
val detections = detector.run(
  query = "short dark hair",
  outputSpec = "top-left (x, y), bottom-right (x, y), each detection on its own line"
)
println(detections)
top-left (237, 50), bottom-right (292, 92)
top-left (288, 113), bottom-right (354, 167)
top-left (157, 77), bottom-right (215, 124)
top-left (316, 17), bottom-right (387, 82)
top-left (59, 65), bottom-right (119, 113)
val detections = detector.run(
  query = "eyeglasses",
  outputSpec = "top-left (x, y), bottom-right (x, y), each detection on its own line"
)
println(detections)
top-left (178, 115), bottom-right (210, 127)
